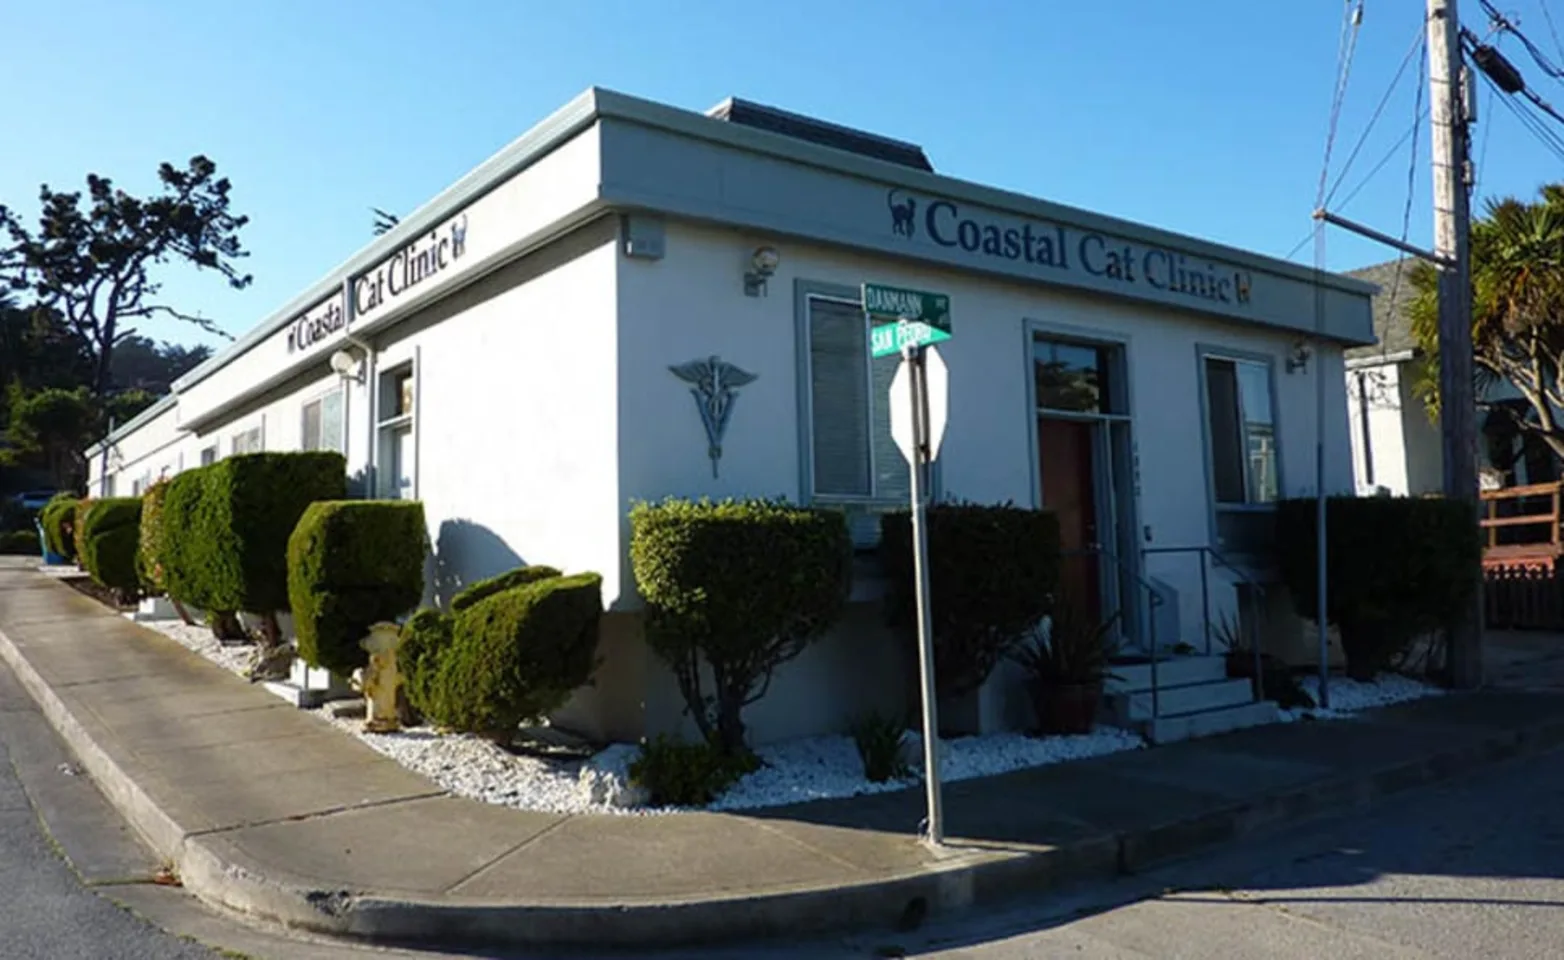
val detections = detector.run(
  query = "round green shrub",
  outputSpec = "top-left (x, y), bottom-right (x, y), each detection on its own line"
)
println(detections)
top-left (449, 565), bottom-right (563, 612)
top-left (1277, 495), bottom-right (1481, 680)
top-left (420, 573), bottom-right (603, 741)
top-left (287, 500), bottom-right (428, 676)
top-left (78, 497), bottom-right (143, 597)
top-left (880, 502), bottom-right (1062, 698)
top-left (629, 497), bottom-right (852, 755)
top-left (40, 495), bottom-right (79, 559)
top-left (628, 735), bottom-right (760, 807)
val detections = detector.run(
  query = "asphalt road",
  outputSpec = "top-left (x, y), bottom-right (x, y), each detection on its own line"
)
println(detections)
top-left (0, 710), bottom-right (217, 959)
top-left (4, 628), bottom-right (1564, 959)
top-left (774, 739), bottom-right (1564, 960)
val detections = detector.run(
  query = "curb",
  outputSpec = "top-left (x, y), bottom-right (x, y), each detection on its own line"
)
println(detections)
top-left (4, 616), bottom-right (1563, 950)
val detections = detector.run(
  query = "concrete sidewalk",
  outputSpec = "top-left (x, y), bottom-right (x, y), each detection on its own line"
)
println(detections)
top-left (3, 558), bottom-right (1564, 952)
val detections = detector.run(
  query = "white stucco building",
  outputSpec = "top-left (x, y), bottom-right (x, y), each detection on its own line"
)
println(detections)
top-left (88, 89), bottom-right (1375, 744)
top-left (1344, 258), bottom-right (1558, 499)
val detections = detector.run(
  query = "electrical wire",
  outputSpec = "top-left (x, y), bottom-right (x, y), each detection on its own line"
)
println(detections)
top-left (1316, 1), bottom-right (1369, 211)
top-left (1539, 0), bottom-right (1564, 61)
top-left (1481, 0), bottom-right (1564, 84)
top-left (1325, 24), bottom-right (1430, 207)
top-left (1477, 61), bottom-right (1564, 162)
top-left (1377, 36), bottom-right (1428, 344)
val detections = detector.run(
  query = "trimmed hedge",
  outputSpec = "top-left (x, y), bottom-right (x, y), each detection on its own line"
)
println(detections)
top-left (1277, 496), bottom-right (1481, 679)
top-left (881, 502), bottom-right (1062, 698)
top-left (71, 497), bottom-right (94, 562)
top-left (417, 573), bottom-right (603, 740)
top-left (137, 477), bottom-right (173, 593)
top-left (449, 565), bottom-right (563, 612)
top-left (0, 530), bottom-right (39, 555)
top-left (40, 495), bottom-right (78, 559)
top-left (630, 497), bottom-right (852, 755)
top-left (160, 452), bottom-right (347, 616)
top-left (400, 608), bottom-right (453, 722)
top-left (287, 500), bottom-right (428, 675)
top-left (78, 498), bottom-right (143, 596)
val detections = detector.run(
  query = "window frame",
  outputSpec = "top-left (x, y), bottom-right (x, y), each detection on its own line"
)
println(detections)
top-left (301, 385), bottom-right (347, 454)
top-left (793, 279), bottom-right (939, 511)
top-left (374, 355), bottom-right (419, 500)
top-left (1196, 345), bottom-right (1284, 550)
top-left (230, 419), bottom-right (264, 456)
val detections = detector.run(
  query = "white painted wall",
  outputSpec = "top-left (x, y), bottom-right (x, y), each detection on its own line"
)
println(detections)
top-left (613, 219), bottom-right (1359, 743)
top-left (378, 220), bottom-right (623, 609)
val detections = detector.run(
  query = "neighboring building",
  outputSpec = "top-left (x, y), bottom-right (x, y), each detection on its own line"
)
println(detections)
top-left (1344, 258), bottom-right (1558, 498)
top-left (87, 88), bottom-right (1375, 744)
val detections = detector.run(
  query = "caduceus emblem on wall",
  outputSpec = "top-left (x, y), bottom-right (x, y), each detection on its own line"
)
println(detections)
top-left (669, 356), bottom-right (758, 478)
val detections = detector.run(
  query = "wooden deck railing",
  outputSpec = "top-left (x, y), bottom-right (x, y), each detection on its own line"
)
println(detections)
top-left (1480, 481), bottom-right (1564, 570)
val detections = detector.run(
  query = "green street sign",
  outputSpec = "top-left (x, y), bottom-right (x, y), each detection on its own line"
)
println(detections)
top-left (863, 283), bottom-right (952, 359)
top-left (871, 319), bottom-right (951, 357)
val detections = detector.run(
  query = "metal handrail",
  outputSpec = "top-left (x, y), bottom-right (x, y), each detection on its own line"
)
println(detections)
top-left (1061, 543), bottom-right (1167, 719)
top-left (1142, 544), bottom-right (1267, 702)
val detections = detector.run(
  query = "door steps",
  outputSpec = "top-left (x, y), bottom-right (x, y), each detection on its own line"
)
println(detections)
top-left (1102, 654), bottom-right (1280, 745)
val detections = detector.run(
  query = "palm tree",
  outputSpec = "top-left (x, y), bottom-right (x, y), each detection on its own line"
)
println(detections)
top-left (1410, 184), bottom-right (1564, 462)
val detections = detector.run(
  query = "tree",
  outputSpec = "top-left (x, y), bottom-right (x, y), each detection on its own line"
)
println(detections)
top-left (1, 385), bottom-right (96, 490)
top-left (109, 335), bottom-right (212, 392)
top-left (0, 156), bottom-right (251, 398)
top-left (1410, 184), bottom-right (1564, 462)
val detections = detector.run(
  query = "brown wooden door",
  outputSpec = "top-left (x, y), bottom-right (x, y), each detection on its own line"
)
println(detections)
top-left (1038, 417), bottom-right (1101, 623)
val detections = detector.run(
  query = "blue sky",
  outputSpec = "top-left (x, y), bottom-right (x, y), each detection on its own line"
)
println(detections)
top-left (3, 0), bottom-right (1561, 350)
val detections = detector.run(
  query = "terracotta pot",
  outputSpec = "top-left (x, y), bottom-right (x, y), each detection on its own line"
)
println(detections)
top-left (1030, 680), bottom-right (1103, 735)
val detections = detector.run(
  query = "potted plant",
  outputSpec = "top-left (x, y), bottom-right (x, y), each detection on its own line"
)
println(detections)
top-left (1009, 595), bottom-right (1122, 735)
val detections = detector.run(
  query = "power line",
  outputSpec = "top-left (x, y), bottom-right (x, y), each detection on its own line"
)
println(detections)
top-left (1324, 24), bottom-right (1431, 207)
top-left (1316, 1), bottom-right (1368, 210)
top-left (1540, 1), bottom-right (1564, 62)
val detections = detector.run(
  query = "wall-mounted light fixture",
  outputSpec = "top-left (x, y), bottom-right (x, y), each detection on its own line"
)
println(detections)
top-left (743, 246), bottom-right (780, 297)
top-left (330, 347), bottom-right (365, 383)
top-left (1286, 340), bottom-right (1313, 374)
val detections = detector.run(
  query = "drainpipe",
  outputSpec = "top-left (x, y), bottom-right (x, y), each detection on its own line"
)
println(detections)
top-left (340, 277), bottom-right (377, 496)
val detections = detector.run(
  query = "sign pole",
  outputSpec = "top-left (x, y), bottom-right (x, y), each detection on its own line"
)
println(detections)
top-left (904, 341), bottom-right (945, 847)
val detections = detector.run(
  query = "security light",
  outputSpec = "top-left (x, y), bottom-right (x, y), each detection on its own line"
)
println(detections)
top-left (330, 348), bottom-right (364, 382)
top-left (744, 245), bottom-right (781, 297)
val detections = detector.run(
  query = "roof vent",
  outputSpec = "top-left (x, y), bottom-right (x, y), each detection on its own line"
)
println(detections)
top-left (706, 97), bottom-right (933, 172)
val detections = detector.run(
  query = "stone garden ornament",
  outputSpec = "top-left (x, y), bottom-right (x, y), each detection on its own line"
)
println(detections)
top-left (669, 355), bottom-right (758, 478)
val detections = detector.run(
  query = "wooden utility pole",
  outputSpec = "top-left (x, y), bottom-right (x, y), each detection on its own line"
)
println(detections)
top-left (1427, 0), bottom-right (1484, 688)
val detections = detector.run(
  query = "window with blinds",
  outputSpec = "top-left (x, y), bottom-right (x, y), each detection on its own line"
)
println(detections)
top-left (806, 295), bottom-right (910, 504)
top-left (302, 389), bottom-right (345, 453)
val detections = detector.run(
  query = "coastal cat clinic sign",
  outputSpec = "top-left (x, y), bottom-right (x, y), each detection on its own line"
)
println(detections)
top-left (286, 214), bottom-right (470, 354)
top-left (884, 188), bottom-right (1254, 310)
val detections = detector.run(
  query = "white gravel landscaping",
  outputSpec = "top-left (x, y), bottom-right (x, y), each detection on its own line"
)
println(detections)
top-left (1280, 672), bottom-right (1445, 722)
top-left (139, 615), bottom-right (1149, 815)
top-left (136, 613), bottom-right (1442, 816)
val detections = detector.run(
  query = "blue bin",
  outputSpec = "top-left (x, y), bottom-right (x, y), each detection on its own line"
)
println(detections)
top-left (36, 519), bottom-right (66, 566)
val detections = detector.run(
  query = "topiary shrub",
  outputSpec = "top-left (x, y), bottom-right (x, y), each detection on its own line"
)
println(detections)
top-left (630, 497), bottom-right (853, 756)
top-left (40, 495), bottom-right (79, 560)
top-left (1277, 495), bottom-right (1481, 680)
top-left (0, 530), bottom-right (39, 555)
top-left (287, 500), bottom-right (428, 676)
top-left (399, 608), bottom-right (453, 723)
top-left (881, 502), bottom-right (1062, 698)
top-left (419, 573), bottom-right (603, 741)
top-left (137, 477), bottom-right (172, 594)
top-left (160, 452), bottom-right (346, 646)
top-left (78, 497), bottom-right (143, 599)
top-left (71, 496), bottom-right (94, 562)
top-left (449, 565), bottom-right (563, 612)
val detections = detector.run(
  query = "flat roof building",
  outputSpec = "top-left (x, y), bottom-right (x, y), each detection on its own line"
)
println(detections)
top-left (88, 88), bottom-right (1377, 744)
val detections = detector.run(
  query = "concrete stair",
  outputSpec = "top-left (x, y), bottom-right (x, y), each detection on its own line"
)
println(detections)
top-left (1103, 654), bottom-right (1280, 745)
